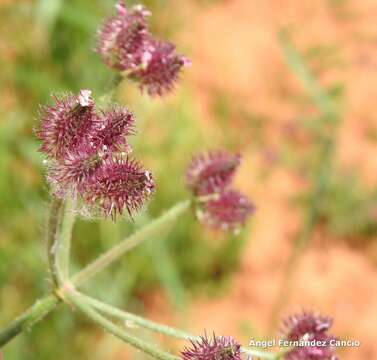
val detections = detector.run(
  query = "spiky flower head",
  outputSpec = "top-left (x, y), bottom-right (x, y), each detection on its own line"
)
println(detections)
top-left (281, 311), bottom-right (338, 360)
top-left (91, 105), bottom-right (135, 153)
top-left (96, 2), bottom-right (151, 71)
top-left (198, 190), bottom-right (255, 231)
top-left (96, 2), bottom-right (190, 96)
top-left (37, 90), bottom-right (97, 160)
top-left (38, 90), bottom-right (154, 219)
top-left (181, 334), bottom-right (241, 360)
top-left (186, 150), bottom-right (254, 231)
top-left (186, 151), bottom-right (241, 196)
top-left (129, 40), bottom-right (191, 97)
top-left (82, 156), bottom-right (154, 219)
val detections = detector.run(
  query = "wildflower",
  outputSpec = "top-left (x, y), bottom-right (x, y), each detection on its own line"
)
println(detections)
top-left (129, 40), bottom-right (191, 97)
top-left (281, 311), bottom-right (338, 360)
top-left (186, 151), bottom-right (254, 231)
top-left (38, 90), bottom-right (154, 219)
top-left (82, 155), bottom-right (155, 219)
top-left (96, 2), bottom-right (190, 96)
top-left (181, 334), bottom-right (241, 360)
top-left (186, 151), bottom-right (241, 196)
top-left (198, 190), bottom-right (255, 231)
top-left (37, 90), bottom-right (97, 160)
top-left (96, 2), bottom-right (151, 71)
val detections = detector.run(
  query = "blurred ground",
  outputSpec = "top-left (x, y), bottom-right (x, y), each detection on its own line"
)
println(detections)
top-left (1, 0), bottom-right (377, 359)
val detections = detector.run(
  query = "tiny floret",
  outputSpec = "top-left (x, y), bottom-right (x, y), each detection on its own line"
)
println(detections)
top-left (96, 2), bottom-right (151, 71)
top-left (198, 190), bottom-right (255, 231)
top-left (129, 40), bottom-right (191, 97)
top-left (92, 105), bottom-right (135, 153)
top-left (82, 155), bottom-right (155, 219)
top-left (37, 90), bottom-right (97, 160)
top-left (186, 150), bottom-right (254, 231)
top-left (186, 151), bottom-right (240, 196)
top-left (181, 334), bottom-right (241, 360)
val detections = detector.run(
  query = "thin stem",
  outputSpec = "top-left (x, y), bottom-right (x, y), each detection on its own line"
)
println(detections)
top-left (58, 198), bottom-right (76, 280)
top-left (71, 200), bottom-right (191, 286)
top-left (46, 197), bottom-right (64, 287)
top-left (0, 295), bottom-right (59, 348)
top-left (71, 292), bottom-right (282, 360)
top-left (76, 292), bottom-right (196, 340)
top-left (65, 290), bottom-right (179, 360)
top-left (241, 347), bottom-right (278, 359)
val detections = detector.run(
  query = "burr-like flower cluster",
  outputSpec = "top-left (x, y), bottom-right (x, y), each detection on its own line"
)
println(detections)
top-left (96, 1), bottom-right (190, 96)
top-left (186, 151), bottom-right (254, 231)
top-left (281, 311), bottom-right (338, 360)
top-left (181, 334), bottom-right (241, 360)
top-left (37, 90), bottom-right (154, 219)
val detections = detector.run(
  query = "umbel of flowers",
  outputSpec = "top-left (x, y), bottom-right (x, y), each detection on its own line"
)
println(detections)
top-left (37, 89), bottom-right (154, 219)
top-left (97, 1), bottom-right (191, 96)
top-left (186, 151), bottom-right (255, 231)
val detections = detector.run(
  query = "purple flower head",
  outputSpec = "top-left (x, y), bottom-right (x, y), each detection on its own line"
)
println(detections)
top-left (37, 90), bottom-right (97, 160)
top-left (198, 190), bottom-right (255, 231)
top-left (47, 142), bottom-right (103, 197)
top-left (91, 105), bottom-right (135, 153)
top-left (97, 2), bottom-right (151, 71)
top-left (181, 334), bottom-right (241, 360)
top-left (82, 155), bottom-right (155, 219)
top-left (186, 151), bottom-right (241, 196)
top-left (38, 90), bottom-right (154, 220)
top-left (281, 311), bottom-right (338, 360)
top-left (129, 39), bottom-right (191, 97)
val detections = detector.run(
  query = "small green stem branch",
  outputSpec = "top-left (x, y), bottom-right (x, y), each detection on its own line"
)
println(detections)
top-left (65, 290), bottom-right (180, 360)
top-left (0, 295), bottom-right (59, 347)
top-left (75, 292), bottom-right (196, 340)
top-left (71, 200), bottom-right (191, 286)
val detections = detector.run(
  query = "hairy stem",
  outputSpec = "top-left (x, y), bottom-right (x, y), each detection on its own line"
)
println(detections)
top-left (0, 200), bottom-right (190, 348)
top-left (0, 295), bottom-right (59, 348)
top-left (76, 292), bottom-right (196, 340)
top-left (242, 347), bottom-right (279, 359)
top-left (58, 198), bottom-right (76, 280)
top-left (46, 197), bottom-right (64, 287)
top-left (69, 292), bottom-right (281, 360)
top-left (71, 200), bottom-right (191, 286)
top-left (65, 290), bottom-right (180, 360)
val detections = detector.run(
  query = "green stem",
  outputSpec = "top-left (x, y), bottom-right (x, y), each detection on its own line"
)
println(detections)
top-left (65, 290), bottom-right (179, 360)
top-left (76, 292), bottom-right (196, 340)
top-left (0, 200), bottom-right (190, 348)
top-left (241, 347), bottom-right (278, 359)
top-left (58, 198), bottom-right (76, 280)
top-left (71, 200), bottom-right (191, 286)
top-left (0, 295), bottom-right (59, 348)
top-left (46, 197), bottom-right (64, 287)
top-left (70, 292), bottom-right (281, 360)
